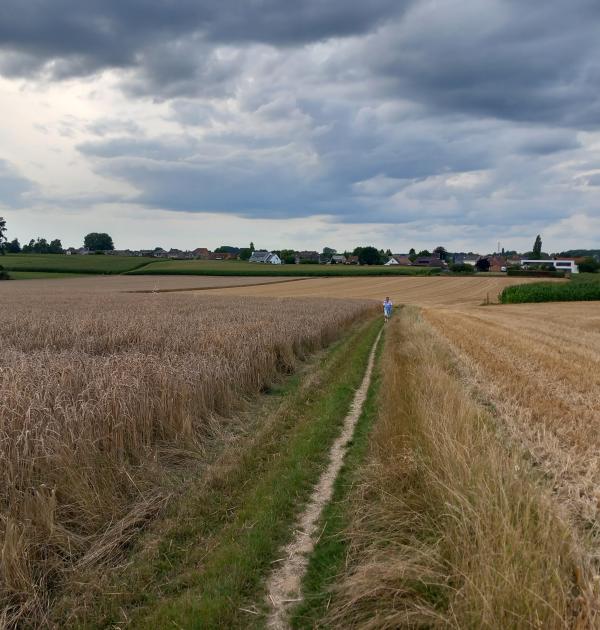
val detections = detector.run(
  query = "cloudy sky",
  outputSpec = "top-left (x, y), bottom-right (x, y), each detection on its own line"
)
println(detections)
top-left (1, 0), bottom-right (599, 253)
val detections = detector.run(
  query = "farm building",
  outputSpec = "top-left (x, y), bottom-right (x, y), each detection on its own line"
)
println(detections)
top-left (193, 247), bottom-right (211, 259)
top-left (412, 256), bottom-right (446, 268)
top-left (295, 251), bottom-right (320, 264)
top-left (249, 250), bottom-right (282, 264)
top-left (330, 254), bottom-right (347, 264)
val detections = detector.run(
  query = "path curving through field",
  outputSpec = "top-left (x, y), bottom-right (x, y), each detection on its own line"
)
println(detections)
top-left (265, 328), bottom-right (383, 629)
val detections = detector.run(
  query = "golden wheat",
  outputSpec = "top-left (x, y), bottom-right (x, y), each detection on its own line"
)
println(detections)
top-left (0, 290), bottom-right (374, 627)
top-left (196, 275), bottom-right (561, 306)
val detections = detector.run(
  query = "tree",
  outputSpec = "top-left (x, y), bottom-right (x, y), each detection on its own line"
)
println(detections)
top-left (417, 249), bottom-right (431, 257)
top-left (433, 246), bottom-right (447, 260)
top-left (322, 246), bottom-right (336, 255)
top-left (532, 234), bottom-right (542, 259)
top-left (578, 257), bottom-right (600, 273)
top-left (279, 249), bottom-right (296, 264)
top-left (84, 232), bottom-right (114, 251)
top-left (358, 246), bottom-right (383, 265)
top-left (49, 239), bottom-right (63, 254)
top-left (449, 262), bottom-right (475, 274)
top-left (249, 241), bottom-right (255, 252)
top-left (408, 247), bottom-right (417, 262)
top-left (239, 248), bottom-right (252, 261)
top-left (6, 238), bottom-right (20, 253)
top-left (475, 257), bottom-right (491, 272)
top-left (22, 237), bottom-right (55, 254)
top-left (0, 216), bottom-right (6, 255)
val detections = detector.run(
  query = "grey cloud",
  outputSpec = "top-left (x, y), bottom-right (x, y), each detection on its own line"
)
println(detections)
top-left (0, 160), bottom-right (34, 207)
top-left (361, 0), bottom-right (600, 128)
top-left (0, 1), bottom-right (408, 82)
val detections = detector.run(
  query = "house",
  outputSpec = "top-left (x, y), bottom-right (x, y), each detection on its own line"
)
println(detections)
top-left (208, 252), bottom-right (236, 260)
top-left (66, 247), bottom-right (90, 255)
top-left (249, 250), bottom-right (282, 264)
top-left (193, 247), bottom-right (211, 259)
top-left (330, 254), bottom-right (347, 264)
top-left (389, 255), bottom-right (412, 266)
top-left (412, 256), bottom-right (446, 267)
top-left (347, 255), bottom-right (360, 265)
top-left (295, 250), bottom-right (320, 264)
top-left (384, 257), bottom-right (399, 266)
top-left (152, 248), bottom-right (169, 258)
top-left (488, 255), bottom-right (508, 272)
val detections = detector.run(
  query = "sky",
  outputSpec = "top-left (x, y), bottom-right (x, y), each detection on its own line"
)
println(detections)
top-left (1, 0), bottom-right (599, 253)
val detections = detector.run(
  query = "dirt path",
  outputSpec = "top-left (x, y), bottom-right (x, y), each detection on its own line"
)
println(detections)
top-left (265, 328), bottom-right (383, 629)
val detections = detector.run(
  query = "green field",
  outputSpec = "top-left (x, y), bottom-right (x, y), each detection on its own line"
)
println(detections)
top-left (1, 253), bottom-right (157, 274)
top-left (500, 273), bottom-right (600, 303)
top-left (129, 259), bottom-right (438, 277)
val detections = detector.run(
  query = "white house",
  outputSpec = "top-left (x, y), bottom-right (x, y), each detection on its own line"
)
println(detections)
top-left (384, 257), bottom-right (399, 265)
top-left (249, 250), bottom-right (282, 264)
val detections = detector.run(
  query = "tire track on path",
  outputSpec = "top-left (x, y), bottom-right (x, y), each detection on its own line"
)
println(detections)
top-left (264, 328), bottom-right (383, 630)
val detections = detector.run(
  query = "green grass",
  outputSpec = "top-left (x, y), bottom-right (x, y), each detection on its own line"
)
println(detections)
top-left (500, 277), bottom-right (600, 303)
top-left (58, 315), bottom-right (382, 629)
top-left (129, 259), bottom-right (439, 277)
top-left (290, 327), bottom-right (383, 629)
top-left (1, 253), bottom-right (158, 275)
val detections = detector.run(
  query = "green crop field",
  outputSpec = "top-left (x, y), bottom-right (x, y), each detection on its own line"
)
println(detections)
top-left (500, 275), bottom-right (600, 303)
top-left (130, 259), bottom-right (438, 276)
top-left (1, 253), bottom-right (157, 275)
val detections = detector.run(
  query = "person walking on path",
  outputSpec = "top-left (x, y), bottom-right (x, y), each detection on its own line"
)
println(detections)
top-left (383, 296), bottom-right (393, 322)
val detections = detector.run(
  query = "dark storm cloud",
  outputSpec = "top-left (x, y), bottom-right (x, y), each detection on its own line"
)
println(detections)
top-left (2, 0), bottom-right (600, 236)
top-left (0, 160), bottom-right (34, 207)
top-left (0, 1), bottom-right (407, 80)
top-left (363, 0), bottom-right (600, 127)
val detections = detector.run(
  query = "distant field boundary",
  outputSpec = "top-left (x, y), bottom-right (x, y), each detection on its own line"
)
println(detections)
top-left (127, 277), bottom-right (312, 293)
top-left (128, 262), bottom-right (440, 277)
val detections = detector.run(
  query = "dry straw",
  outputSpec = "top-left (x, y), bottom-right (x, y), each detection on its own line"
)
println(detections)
top-left (328, 307), bottom-right (596, 628)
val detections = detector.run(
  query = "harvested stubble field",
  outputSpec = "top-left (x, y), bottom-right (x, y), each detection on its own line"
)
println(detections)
top-left (197, 274), bottom-right (560, 307)
top-left (425, 303), bottom-right (600, 571)
top-left (0, 289), bottom-right (374, 626)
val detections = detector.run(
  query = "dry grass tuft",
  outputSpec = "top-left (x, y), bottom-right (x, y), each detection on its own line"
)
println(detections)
top-left (0, 291), bottom-right (374, 626)
top-left (327, 307), bottom-right (594, 629)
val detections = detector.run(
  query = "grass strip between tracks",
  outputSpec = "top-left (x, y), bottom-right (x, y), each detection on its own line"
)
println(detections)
top-left (64, 314), bottom-right (383, 629)
top-left (289, 324), bottom-right (384, 629)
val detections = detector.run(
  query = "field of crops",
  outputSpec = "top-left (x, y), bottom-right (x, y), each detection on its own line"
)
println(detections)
top-left (198, 275), bottom-right (560, 306)
top-left (424, 302), bottom-right (600, 598)
top-left (0, 289), bottom-right (374, 626)
top-left (501, 278), bottom-right (600, 302)
top-left (130, 259), bottom-right (437, 276)
top-left (2, 253), bottom-right (157, 274)
top-left (0, 273), bottom-right (304, 296)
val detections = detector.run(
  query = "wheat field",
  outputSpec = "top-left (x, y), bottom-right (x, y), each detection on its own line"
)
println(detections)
top-left (197, 275), bottom-right (563, 306)
top-left (0, 290), bottom-right (374, 627)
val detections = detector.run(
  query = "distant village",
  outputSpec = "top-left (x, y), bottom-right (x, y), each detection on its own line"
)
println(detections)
top-left (62, 244), bottom-right (597, 274)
